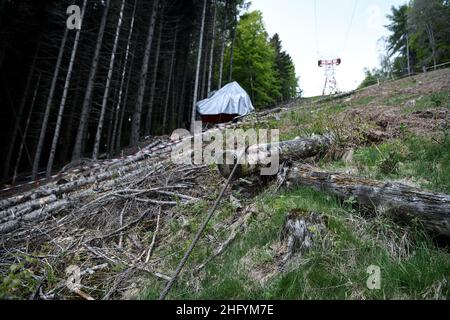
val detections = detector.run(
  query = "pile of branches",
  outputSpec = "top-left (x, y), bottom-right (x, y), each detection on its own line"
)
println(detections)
top-left (0, 140), bottom-right (218, 299)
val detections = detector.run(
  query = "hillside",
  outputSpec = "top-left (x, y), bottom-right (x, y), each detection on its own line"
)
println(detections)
top-left (1, 68), bottom-right (449, 300)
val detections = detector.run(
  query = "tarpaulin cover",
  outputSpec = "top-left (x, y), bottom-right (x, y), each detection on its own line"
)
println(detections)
top-left (196, 81), bottom-right (254, 116)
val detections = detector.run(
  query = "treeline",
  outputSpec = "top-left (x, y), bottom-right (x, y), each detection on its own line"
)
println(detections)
top-left (0, 0), bottom-right (299, 184)
top-left (227, 11), bottom-right (299, 107)
top-left (359, 0), bottom-right (450, 88)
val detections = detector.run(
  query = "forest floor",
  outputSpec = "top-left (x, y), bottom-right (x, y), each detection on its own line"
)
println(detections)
top-left (1, 68), bottom-right (449, 300)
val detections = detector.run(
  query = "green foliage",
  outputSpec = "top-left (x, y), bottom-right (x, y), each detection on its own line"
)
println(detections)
top-left (362, 1), bottom-right (450, 82)
top-left (0, 256), bottom-right (40, 299)
top-left (233, 11), bottom-right (297, 107)
top-left (270, 33), bottom-right (299, 101)
top-left (352, 133), bottom-right (450, 193)
top-left (385, 1), bottom-right (450, 76)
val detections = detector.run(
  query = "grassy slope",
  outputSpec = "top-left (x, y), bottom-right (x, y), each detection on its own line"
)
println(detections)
top-left (141, 69), bottom-right (450, 300)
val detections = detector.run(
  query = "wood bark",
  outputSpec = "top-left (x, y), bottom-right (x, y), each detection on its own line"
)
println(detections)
top-left (218, 135), bottom-right (334, 179)
top-left (32, 28), bottom-right (68, 180)
top-left (228, 11), bottom-right (237, 82)
top-left (286, 166), bottom-right (450, 236)
top-left (145, 13), bottom-right (163, 136)
top-left (190, 0), bottom-right (208, 133)
top-left (207, 0), bottom-right (217, 96)
top-left (217, 3), bottom-right (228, 89)
top-left (130, 0), bottom-right (159, 146)
top-left (93, 0), bottom-right (125, 160)
top-left (72, 0), bottom-right (110, 161)
top-left (163, 27), bottom-right (177, 129)
top-left (46, 0), bottom-right (87, 177)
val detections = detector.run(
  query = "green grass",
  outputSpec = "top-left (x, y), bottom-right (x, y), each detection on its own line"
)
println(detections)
top-left (140, 187), bottom-right (449, 300)
top-left (382, 93), bottom-right (413, 107)
top-left (139, 86), bottom-right (449, 301)
top-left (350, 95), bottom-right (376, 107)
top-left (342, 132), bottom-right (450, 193)
top-left (404, 92), bottom-right (450, 114)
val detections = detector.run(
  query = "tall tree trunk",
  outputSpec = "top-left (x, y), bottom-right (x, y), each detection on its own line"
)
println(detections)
top-left (72, 0), bottom-right (110, 161)
top-left (425, 23), bottom-right (437, 70)
top-left (200, 34), bottom-right (208, 100)
top-left (93, 0), bottom-right (125, 160)
top-left (207, 0), bottom-right (217, 96)
top-left (5, 41), bottom-right (40, 180)
top-left (228, 12), bottom-right (237, 82)
top-left (163, 27), bottom-right (178, 130)
top-left (12, 74), bottom-right (41, 184)
top-left (46, 0), bottom-right (87, 178)
top-left (217, 4), bottom-right (228, 89)
top-left (144, 13), bottom-right (164, 136)
top-left (116, 30), bottom-right (139, 153)
top-left (32, 28), bottom-right (69, 180)
top-left (59, 76), bottom-right (82, 164)
top-left (190, 0), bottom-right (208, 133)
top-left (177, 49), bottom-right (189, 128)
top-left (130, 0), bottom-right (159, 146)
top-left (111, 0), bottom-right (137, 155)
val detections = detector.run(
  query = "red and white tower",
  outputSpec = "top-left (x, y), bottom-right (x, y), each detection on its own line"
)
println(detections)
top-left (318, 58), bottom-right (341, 96)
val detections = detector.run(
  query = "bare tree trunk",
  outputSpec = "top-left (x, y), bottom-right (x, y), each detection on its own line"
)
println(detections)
top-left (190, 0), bottom-right (208, 133)
top-left (72, 0), bottom-right (110, 161)
top-left (130, 0), bottom-right (159, 146)
top-left (163, 27), bottom-right (178, 130)
top-left (286, 166), bottom-right (450, 236)
top-left (217, 135), bottom-right (334, 179)
top-left (59, 76), bottom-right (81, 164)
top-left (111, 0), bottom-right (137, 155)
top-left (116, 30), bottom-right (139, 153)
top-left (12, 74), bottom-right (41, 184)
top-left (144, 13), bottom-right (164, 136)
top-left (425, 23), bottom-right (437, 70)
top-left (228, 12), bottom-right (237, 82)
top-left (207, 0), bottom-right (217, 96)
top-left (32, 29), bottom-right (69, 180)
top-left (93, 0), bottom-right (125, 160)
top-left (177, 49), bottom-right (189, 128)
top-left (46, 0), bottom-right (87, 178)
top-left (4, 42), bottom-right (41, 181)
top-left (217, 4), bottom-right (228, 89)
top-left (200, 34), bottom-right (208, 100)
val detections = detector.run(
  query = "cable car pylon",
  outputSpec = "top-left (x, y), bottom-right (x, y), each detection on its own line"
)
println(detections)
top-left (318, 58), bottom-right (341, 96)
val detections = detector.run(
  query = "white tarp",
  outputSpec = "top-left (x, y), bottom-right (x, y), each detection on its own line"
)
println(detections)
top-left (196, 81), bottom-right (254, 116)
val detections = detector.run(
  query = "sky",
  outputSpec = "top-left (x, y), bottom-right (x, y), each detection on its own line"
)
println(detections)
top-left (250, 0), bottom-right (408, 97)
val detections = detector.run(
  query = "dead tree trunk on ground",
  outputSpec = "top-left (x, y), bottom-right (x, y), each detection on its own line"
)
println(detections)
top-left (286, 166), bottom-right (450, 236)
top-left (217, 135), bottom-right (333, 179)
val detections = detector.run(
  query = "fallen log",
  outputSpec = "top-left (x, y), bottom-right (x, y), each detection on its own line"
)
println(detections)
top-left (286, 166), bottom-right (450, 236)
top-left (217, 134), bottom-right (333, 179)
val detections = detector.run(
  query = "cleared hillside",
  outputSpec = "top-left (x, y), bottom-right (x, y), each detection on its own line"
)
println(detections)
top-left (1, 69), bottom-right (449, 300)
